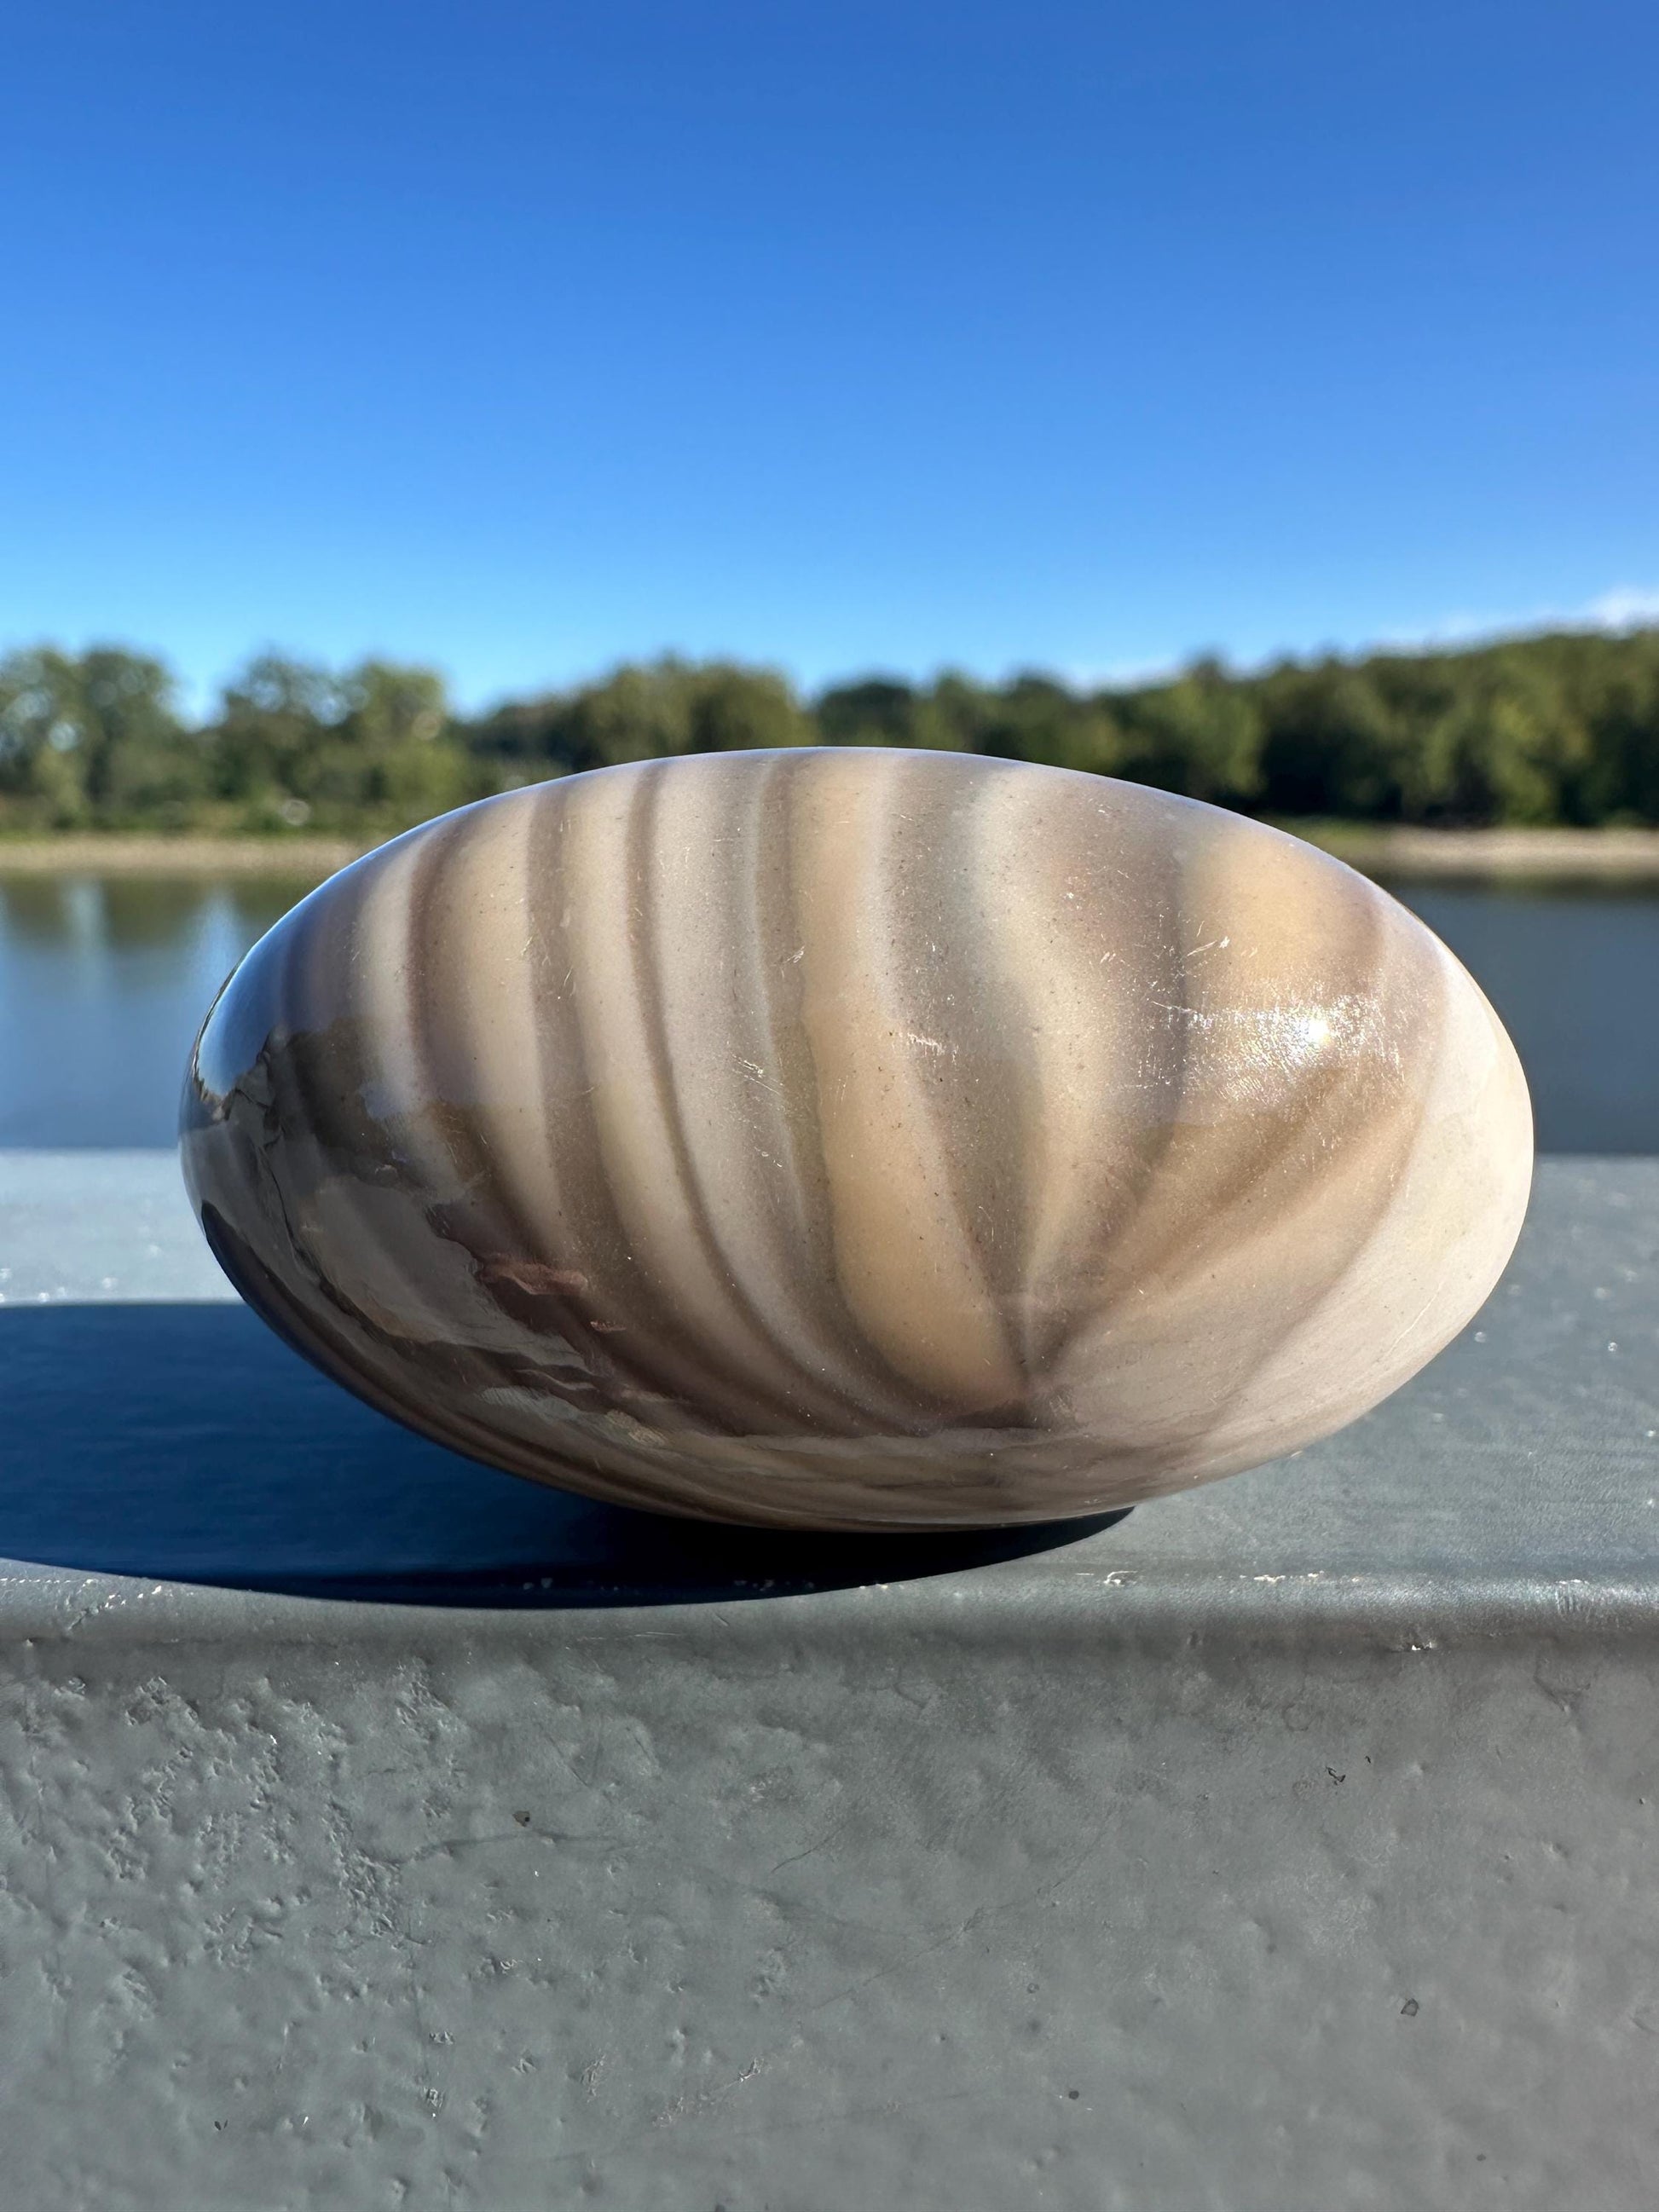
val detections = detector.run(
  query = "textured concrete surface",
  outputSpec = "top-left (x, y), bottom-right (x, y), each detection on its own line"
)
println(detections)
top-left (1, 1154), bottom-right (1656, 2209)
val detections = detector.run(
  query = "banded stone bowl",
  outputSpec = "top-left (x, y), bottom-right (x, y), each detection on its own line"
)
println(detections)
top-left (181, 749), bottom-right (1532, 1530)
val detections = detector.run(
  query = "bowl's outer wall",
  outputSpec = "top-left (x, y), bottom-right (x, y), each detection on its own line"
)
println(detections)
top-left (180, 751), bottom-right (1533, 1528)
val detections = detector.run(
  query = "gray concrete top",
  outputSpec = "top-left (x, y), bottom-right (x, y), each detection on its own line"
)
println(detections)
top-left (4, 1155), bottom-right (1657, 2210)
top-left (2, 1152), bottom-right (1655, 1643)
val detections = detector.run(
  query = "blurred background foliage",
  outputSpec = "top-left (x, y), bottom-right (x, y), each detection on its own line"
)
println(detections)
top-left (3, 627), bottom-right (1658, 837)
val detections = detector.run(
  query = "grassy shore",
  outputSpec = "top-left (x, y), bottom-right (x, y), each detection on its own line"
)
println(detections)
top-left (5, 822), bottom-right (1659, 881)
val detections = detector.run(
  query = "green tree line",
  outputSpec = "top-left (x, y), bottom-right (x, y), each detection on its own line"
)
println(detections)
top-left (3, 627), bottom-right (1659, 835)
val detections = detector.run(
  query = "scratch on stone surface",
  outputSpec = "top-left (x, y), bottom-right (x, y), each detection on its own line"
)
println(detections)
top-left (54, 1580), bottom-right (169, 1639)
top-left (1372, 1276), bottom-right (1450, 1371)
top-left (544, 2083), bottom-right (980, 2169)
top-left (807, 1815), bottom-right (1116, 2013)
top-left (580, 2052), bottom-right (611, 2097)
top-left (769, 1805), bottom-right (859, 1875)
top-left (650, 2058), bottom-right (765, 2128)
top-left (667, 2083), bottom-right (982, 2148)
top-left (388, 1827), bottom-right (621, 1868)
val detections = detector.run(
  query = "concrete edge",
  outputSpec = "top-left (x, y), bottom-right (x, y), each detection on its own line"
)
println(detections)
top-left (3, 1564), bottom-right (1656, 1650)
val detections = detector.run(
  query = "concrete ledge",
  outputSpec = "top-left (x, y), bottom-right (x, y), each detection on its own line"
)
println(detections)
top-left (1, 1155), bottom-right (1656, 2209)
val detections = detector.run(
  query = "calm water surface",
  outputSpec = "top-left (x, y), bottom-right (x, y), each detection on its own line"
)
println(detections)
top-left (0, 874), bottom-right (315, 1148)
top-left (0, 869), bottom-right (1655, 1151)
top-left (1386, 879), bottom-right (1659, 1154)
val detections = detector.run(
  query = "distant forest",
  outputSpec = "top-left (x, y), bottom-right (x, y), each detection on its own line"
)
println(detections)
top-left (3, 625), bottom-right (1659, 836)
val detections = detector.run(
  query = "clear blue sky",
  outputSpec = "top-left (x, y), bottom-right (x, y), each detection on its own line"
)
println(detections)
top-left (5, 1), bottom-right (1657, 710)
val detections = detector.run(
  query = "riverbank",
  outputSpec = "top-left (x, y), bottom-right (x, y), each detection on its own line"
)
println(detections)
top-left (0, 835), bottom-right (366, 876)
top-left (1279, 825), bottom-right (1659, 877)
top-left (5, 822), bottom-right (1659, 881)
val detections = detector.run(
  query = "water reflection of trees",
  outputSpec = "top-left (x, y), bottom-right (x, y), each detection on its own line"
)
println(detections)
top-left (0, 874), bottom-right (308, 953)
top-left (0, 875), bottom-right (84, 948)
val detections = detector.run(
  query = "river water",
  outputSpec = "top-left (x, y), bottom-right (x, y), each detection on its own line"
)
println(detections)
top-left (0, 869), bottom-right (1654, 1152)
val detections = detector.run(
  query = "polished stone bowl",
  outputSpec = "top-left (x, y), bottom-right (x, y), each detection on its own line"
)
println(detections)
top-left (181, 749), bottom-right (1532, 1529)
